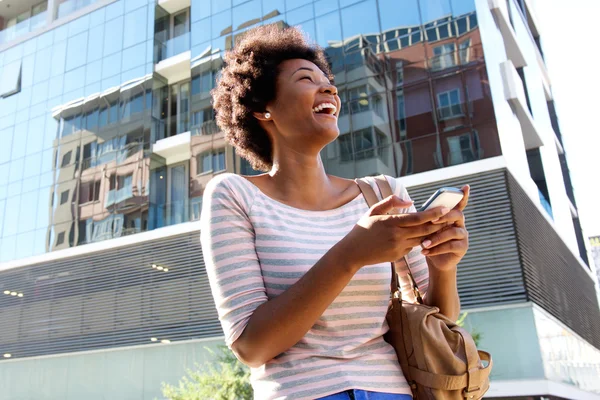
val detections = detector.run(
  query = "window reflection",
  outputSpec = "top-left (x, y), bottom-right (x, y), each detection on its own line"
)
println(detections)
top-left (0, 0), bottom-right (501, 264)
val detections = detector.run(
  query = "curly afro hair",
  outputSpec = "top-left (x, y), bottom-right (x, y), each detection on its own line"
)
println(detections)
top-left (211, 24), bottom-right (332, 171)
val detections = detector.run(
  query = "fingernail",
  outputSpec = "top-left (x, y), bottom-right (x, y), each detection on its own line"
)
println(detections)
top-left (421, 249), bottom-right (430, 255)
top-left (432, 218), bottom-right (441, 224)
top-left (441, 207), bottom-right (450, 214)
top-left (422, 240), bottom-right (432, 248)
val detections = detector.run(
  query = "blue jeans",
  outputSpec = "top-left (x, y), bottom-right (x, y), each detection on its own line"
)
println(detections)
top-left (317, 389), bottom-right (411, 400)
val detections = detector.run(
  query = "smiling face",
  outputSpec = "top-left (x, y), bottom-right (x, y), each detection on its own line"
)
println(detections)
top-left (261, 58), bottom-right (341, 154)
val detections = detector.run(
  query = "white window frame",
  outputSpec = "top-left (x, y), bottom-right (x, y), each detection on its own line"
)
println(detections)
top-left (197, 148), bottom-right (226, 175)
top-left (459, 39), bottom-right (471, 65)
top-left (432, 43), bottom-right (457, 71)
top-left (437, 89), bottom-right (463, 120)
top-left (447, 131), bottom-right (480, 166)
top-left (0, 60), bottom-right (22, 98)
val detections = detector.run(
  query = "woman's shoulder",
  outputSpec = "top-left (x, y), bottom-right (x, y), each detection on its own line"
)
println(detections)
top-left (356, 174), bottom-right (405, 196)
top-left (203, 173), bottom-right (259, 207)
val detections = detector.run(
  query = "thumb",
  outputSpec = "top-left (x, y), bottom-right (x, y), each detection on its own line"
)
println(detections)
top-left (370, 195), bottom-right (414, 216)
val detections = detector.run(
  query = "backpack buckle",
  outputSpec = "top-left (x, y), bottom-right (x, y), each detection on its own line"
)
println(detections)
top-left (463, 387), bottom-right (480, 399)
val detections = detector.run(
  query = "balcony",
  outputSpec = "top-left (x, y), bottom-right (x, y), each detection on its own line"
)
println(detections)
top-left (57, 0), bottom-right (97, 19)
top-left (152, 130), bottom-right (191, 164)
top-left (191, 120), bottom-right (220, 136)
top-left (105, 185), bottom-right (134, 208)
top-left (154, 33), bottom-right (191, 83)
top-left (500, 60), bottom-right (544, 149)
top-left (488, 0), bottom-right (527, 68)
top-left (0, 10), bottom-right (47, 46)
top-left (148, 198), bottom-right (203, 230)
top-left (157, 0), bottom-right (191, 14)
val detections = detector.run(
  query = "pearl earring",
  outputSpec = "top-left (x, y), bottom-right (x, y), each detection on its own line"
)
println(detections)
top-left (265, 112), bottom-right (271, 119)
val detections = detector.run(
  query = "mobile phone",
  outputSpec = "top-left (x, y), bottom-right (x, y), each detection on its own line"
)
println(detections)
top-left (417, 187), bottom-right (464, 212)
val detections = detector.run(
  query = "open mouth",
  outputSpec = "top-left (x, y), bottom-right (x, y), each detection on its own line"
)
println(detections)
top-left (312, 102), bottom-right (338, 117)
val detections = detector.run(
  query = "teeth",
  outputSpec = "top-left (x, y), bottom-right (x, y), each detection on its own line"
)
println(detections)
top-left (312, 102), bottom-right (337, 114)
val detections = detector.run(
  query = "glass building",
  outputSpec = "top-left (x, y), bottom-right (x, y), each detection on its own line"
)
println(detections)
top-left (0, 0), bottom-right (599, 398)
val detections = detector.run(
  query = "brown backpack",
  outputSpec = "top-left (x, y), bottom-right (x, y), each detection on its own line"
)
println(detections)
top-left (356, 176), bottom-right (493, 400)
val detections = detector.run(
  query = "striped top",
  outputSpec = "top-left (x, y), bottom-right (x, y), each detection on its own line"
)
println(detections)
top-left (200, 173), bottom-right (429, 400)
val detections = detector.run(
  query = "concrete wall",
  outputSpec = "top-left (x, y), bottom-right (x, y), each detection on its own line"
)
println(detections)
top-left (0, 337), bottom-right (225, 400)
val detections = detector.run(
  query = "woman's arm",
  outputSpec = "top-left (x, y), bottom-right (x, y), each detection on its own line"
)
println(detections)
top-left (201, 176), bottom-right (449, 368)
top-left (420, 185), bottom-right (471, 321)
top-left (424, 261), bottom-right (460, 321)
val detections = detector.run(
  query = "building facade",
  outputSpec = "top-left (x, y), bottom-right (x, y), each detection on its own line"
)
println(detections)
top-left (591, 236), bottom-right (600, 287)
top-left (0, 0), bottom-right (599, 399)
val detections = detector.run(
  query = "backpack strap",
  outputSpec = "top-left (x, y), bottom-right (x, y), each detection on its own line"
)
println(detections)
top-left (355, 177), bottom-right (400, 296)
top-left (372, 175), bottom-right (423, 304)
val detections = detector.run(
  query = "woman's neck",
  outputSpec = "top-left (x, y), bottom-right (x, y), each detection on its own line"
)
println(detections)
top-left (267, 154), bottom-right (339, 210)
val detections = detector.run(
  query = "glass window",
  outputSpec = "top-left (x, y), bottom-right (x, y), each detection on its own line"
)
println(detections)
top-left (0, 127), bottom-right (13, 164)
top-left (419, 0), bottom-right (452, 25)
top-left (447, 133), bottom-right (476, 165)
top-left (85, 108), bottom-right (99, 131)
top-left (50, 40), bottom-right (67, 77)
top-left (192, 0), bottom-right (212, 21)
top-left (212, 9), bottom-right (231, 39)
top-left (438, 22), bottom-right (450, 39)
top-left (432, 43), bottom-right (456, 71)
top-left (109, 101), bottom-right (119, 124)
top-left (102, 52), bottom-right (122, 79)
top-left (286, 4), bottom-right (313, 26)
top-left (66, 31), bottom-right (88, 72)
top-left (233, 0), bottom-right (260, 31)
top-left (12, 122), bottom-right (28, 160)
top-left (87, 25), bottom-right (105, 62)
top-left (191, 18), bottom-right (211, 48)
top-left (197, 149), bottom-right (226, 174)
top-left (212, 0), bottom-right (231, 14)
top-left (313, 0), bottom-right (337, 16)
top-left (33, 47), bottom-right (52, 84)
top-left (0, 60), bottom-right (22, 98)
top-left (56, 231), bottom-right (65, 245)
top-left (315, 11), bottom-right (342, 49)
top-left (341, 0), bottom-right (379, 40)
top-left (213, 149), bottom-right (225, 171)
top-left (437, 89), bottom-right (462, 119)
top-left (459, 39), bottom-right (471, 64)
top-left (123, 6), bottom-right (147, 49)
top-left (103, 17), bottom-right (124, 56)
top-left (379, 0), bottom-right (420, 31)
top-left (61, 151), bottom-right (72, 167)
top-left (60, 190), bottom-right (69, 205)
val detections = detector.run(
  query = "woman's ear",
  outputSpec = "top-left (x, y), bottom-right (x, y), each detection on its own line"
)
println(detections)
top-left (253, 111), bottom-right (271, 121)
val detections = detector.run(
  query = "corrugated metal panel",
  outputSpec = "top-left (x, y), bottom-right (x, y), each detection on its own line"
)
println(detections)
top-left (0, 231), bottom-right (221, 359)
top-left (507, 173), bottom-right (600, 348)
top-left (405, 169), bottom-right (528, 308)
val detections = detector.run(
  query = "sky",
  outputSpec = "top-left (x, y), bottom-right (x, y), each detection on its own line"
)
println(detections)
top-left (534, 0), bottom-right (600, 238)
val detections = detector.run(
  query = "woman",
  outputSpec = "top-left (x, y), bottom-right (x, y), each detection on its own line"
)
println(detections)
top-left (200, 25), bottom-right (469, 400)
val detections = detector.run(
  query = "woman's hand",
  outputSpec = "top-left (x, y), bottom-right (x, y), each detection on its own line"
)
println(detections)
top-left (420, 186), bottom-right (470, 272)
top-left (340, 195), bottom-right (451, 270)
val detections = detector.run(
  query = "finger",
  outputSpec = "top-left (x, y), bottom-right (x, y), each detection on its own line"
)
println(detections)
top-left (401, 222), bottom-right (449, 239)
top-left (370, 195), bottom-right (414, 216)
top-left (421, 227), bottom-right (467, 250)
top-left (390, 206), bottom-right (451, 227)
top-left (421, 240), bottom-right (468, 256)
top-left (432, 210), bottom-right (465, 227)
top-left (455, 185), bottom-right (470, 211)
